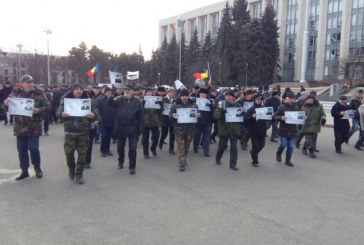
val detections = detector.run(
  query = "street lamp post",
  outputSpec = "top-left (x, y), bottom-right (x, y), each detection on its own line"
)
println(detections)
top-left (245, 63), bottom-right (249, 88)
top-left (158, 73), bottom-right (161, 86)
top-left (44, 29), bottom-right (52, 86)
top-left (16, 44), bottom-right (23, 82)
top-left (218, 62), bottom-right (221, 84)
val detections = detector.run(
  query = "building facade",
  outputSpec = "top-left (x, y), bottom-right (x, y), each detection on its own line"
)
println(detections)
top-left (159, 0), bottom-right (364, 82)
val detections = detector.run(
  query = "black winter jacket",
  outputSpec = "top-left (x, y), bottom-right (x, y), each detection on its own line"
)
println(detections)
top-left (275, 102), bottom-right (299, 138)
top-left (331, 101), bottom-right (350, 132)
top-left (244, 103), bottom-right (268, 136)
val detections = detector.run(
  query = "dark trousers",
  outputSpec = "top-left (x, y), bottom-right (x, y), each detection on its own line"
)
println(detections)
top-left (4, 114), bottom-right (14, 124)
top-left (86, 129), bottom-right (95, 165)
top-left (303, 133), bottom-right (318, 151)
top-left (239, 125), bottom-right (250, 147)
top-left (159, 125), bottom-right (175, 150)
top-left (250, 134), bottom-right (266, 164)
top-left (142, 127), bottom-right (160, 156)
top-left (64, 133), bottom-right (89, 175)
top-left (334, 130), bottom-right (349, 152)
top-left (211, 120), bottom-right (219, 140)
top-left (43, 112), bottom-right (50, 133)
top-left (216, 136), bottom-right (238, 167)
top-left (117, 135), bottom-right (139, 169)
top-left (94, 125), bottom-right (100, 142)
top-left (100, 125), bottom-right (114, 153)
top-left (193, 124), bottom-right (211, 154)
top-left (16, 136), bottom-right (41, 171)
top-left (355, 131), bottom-right (364, 147)
top-left (50, 105), bottom-right (58, 123)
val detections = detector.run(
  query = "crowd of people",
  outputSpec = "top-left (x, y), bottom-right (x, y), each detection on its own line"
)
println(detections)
top-left (1, 74), bottom-right (363, 185)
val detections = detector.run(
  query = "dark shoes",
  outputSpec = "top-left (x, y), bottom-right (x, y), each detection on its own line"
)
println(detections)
top-left (276, 153), bottom-right (282, 162)
top-left (144, 155), bottom-right (150, 159)
top-left (252, 162), bottom-right (259, 167)
top-left (204, 152), bottom-right (210, 157)
top-left (179, 165), bottom-right (185, 172)
top-left (215, 160), bottom-right (221, 165)
top-left (75, 175), bottom-right (84, 184)
top-left (230, 165), bottom-right (239, 171)
top-left (151, 151), bottom-right (157, 157)
top-left (85, 163), bottom-right (91, 169)
top-left (193, 148), bottom-right (198, 153)
top-left (118, 163), bottom-right (124, 169)
top-left (44, 132), bottom-right (49, 136)
top-left (102, 152), bottom-right (113, 157)
top-left (129, 169), bottom-right (136, 175)
top-left (34, 167), bottom-right (43, 179)
top-left (69, 169), bottom-right (75, 180)
top-left (336, 150), bottom-right (343, 154)
top-left (295, 143), bottom-right (300, 149)
top-left (15, 170), bottom-right (29, 181)
top-left (309, 151), bottom-right (317, 158)
top-left (302, 148), bottom-right (308, 155)
top-left (285, 161), bottom-right (294, 167)
top-left (169, 150), bottom-right (175, 155)
top-left (354, 145), bottom-right (363, 151)
top-left (270, 139), bottom-right (278, 142)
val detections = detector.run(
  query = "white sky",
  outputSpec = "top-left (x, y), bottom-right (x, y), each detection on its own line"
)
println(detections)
top-left (1, 0), bottom-right (222, 60)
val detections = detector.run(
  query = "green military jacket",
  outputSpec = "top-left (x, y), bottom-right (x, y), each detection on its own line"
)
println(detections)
top-left (8, 87), bottom-right (50, 136)
top-left (300, 100), bottom-right (326, 134)
top-left (213, 100), bottom-right (242, 137)
top-left (57, 91), bottom-right (98, 134)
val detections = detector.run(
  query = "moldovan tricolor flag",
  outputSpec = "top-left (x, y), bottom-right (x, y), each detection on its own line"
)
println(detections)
top-left (87, 64), bottom-right (99, 77)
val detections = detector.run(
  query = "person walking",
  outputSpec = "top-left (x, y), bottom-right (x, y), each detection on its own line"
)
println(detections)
top-left (331, 96), bottom-right (351, 154)
top-left (214, 90), bottom-right (241, 171)
top-left (159, 87), bottom-right (176, 154)
top-left (245, 94), bottom-right (268, 167)
top-left (57, 83), bottom-right (98, 184)
top-left (275, 92), bottom-right (301, 167)
top-left (300, 95), bottom-right (326, 158)
top-left (4, 75), bottom-right (50, 180)
top-left (264, 91), bottom-right (281, 142)
top-left (348, 89), bottom-right (363, 141)
top-left (354, 103), bottom-right (364, 150)
top-left (108, 84), bottom-right (144, 175)
top-left (170, 89), bottom-right (200, 172)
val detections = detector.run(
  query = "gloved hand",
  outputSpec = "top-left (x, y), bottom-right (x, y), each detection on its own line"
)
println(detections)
top-left (321, 119), bottom-right (326, 126)
top-left (221, 109), bottom-right (227, 114)
top-left (155, 101), bottom-right (163, 105)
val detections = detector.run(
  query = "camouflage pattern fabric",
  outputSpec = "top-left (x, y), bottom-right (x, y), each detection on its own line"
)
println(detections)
top-left (64, 133), bottom-right (89, 175)
top-left (9, 87), bottom-right (51, 136)
top-left (175, 134), bottom-right (192, 166)
top-left (143, 108), bottom-right (161, 128)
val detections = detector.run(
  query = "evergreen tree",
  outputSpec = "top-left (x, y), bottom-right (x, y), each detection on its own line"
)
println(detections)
top-left (68, 42), bottom-right (89, 83)
top-left (164, 34), bottom-right (179, 83)
top-left (260, 2), bottom-right (280, 82)
top-left (186, 29), bottom-right (201, 85)
top-left (201, 31), bottom-right (214, 66)
top-left (179, 33), bottom-right (188, 84)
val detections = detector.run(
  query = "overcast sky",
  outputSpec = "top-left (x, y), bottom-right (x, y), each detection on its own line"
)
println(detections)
top-left (1, 0), bottom-right (222, 59)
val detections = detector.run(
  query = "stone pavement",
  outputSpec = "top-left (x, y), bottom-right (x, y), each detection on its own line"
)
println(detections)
top-left (0, 123), bottom-right (363, 245)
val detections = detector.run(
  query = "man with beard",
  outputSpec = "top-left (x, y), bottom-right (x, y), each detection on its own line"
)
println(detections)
top-left (108, 84), bottom-right (144, 175)
top-left (170, 89), bottom-right (200, 172)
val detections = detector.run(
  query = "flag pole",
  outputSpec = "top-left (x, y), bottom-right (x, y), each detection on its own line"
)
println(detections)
top-left (178, 20), bottom-right (182, 81)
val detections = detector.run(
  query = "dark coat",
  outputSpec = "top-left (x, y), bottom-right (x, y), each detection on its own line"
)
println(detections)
top-left (96, 95), bottom-right (115, 127)
top-left (275, 102), bottom-right (299, 138)
top-left (244, 103), bottom-right (268, 136)
top-left (264, 96), bottom-right (281, 113)
top-left (349, 96), bottom-right (362, 119)
top-left (169, 98), bottom-right (197, 136)
top-left (331, 101), bottom-right (350, 132)
top-left (160, 96), bottom-right (174, 127)
top-left (109, 95), bottom-right (144, 137)
top-left (213, 100), bottom-right (241, 137)
top-left (0, 85), bottom-right (13, 104)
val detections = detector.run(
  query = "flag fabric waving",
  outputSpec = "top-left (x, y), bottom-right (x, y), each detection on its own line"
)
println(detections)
top-left (126, 71), bottom-right (139, 80)
top-left (87, 64), bottom-right (99, 77)
top-left (109, 71), bottom-right (123, 84)
top-left (193, 71), bottom-right (208, 79)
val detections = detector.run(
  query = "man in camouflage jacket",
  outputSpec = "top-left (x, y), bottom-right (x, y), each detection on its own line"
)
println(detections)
top-left (4, 75), bottom-right (50, 180)
top-left (57, 83), bottom-right (98, 184)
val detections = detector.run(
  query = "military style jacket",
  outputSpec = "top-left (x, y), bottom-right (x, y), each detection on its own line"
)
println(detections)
top-left (8, 87), bottom-right (50, 136)
top-left (169, 98), bottom-right (197, 136)
top-left (213, 100), bottom-right (242, 137)
top-left (57, 91), bottom-right (98, 134)
top-left (142, 99), bottom-right (161, 128)
top-left (300, 100), bottom-right (326, 134)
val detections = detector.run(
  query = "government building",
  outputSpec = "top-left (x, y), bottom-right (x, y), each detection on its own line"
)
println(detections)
top-left (159, 0), bottom-right (364, 82)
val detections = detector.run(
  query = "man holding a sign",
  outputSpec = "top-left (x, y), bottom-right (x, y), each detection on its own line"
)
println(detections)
top-left (4, 75), bottom-right (50, 180)
top-left (57, 83), bottom-right (98, 184)
top-left (275, 92), bottom-right (300, 167)
top-left (170, 89), bottom-right (200, 172)
top-left (214, 90), bottom-right (241, 171)
top-left (331, 96), bottom-right (351, 154)
top-left (159, 87), bottom-right (176, 154)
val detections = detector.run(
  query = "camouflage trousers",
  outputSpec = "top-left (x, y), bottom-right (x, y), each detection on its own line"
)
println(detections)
top-left (175, 134), bottom-right (192, 166)
top-left (64, 133), bottom-right (89, 175)
top-left (303, 133), bottom-right (318, 151)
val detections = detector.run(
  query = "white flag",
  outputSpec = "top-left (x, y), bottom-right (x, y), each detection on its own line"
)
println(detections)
top-left (175, 80), bottom-right (186, 90)
top-left (109, 71), bottom-right (123, 84)
top-left (126, 71), bottom-right (139, 80)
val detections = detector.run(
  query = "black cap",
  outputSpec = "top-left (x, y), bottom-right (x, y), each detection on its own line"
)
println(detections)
top-left (286, 92), bottom-right (295, 98)
top-left (193, 84), bottom-right (200, 90)
top-left (145, 87), bottom-right (153, 93)
top-left (357, 89), bottom-right (364, 94)
top-left (70, 83), bottom-right (84, 90)
top-left (271, 91), bottom-right (279, 97)
top-left (307, 95), bottom-right (315, 100)
top-left (253, 94), bottom-right (263, 100)
top-left (157, 86), bottom-right (166, 92)
top-left (225, 90), bottom-right (235, 97)
top-left (180, 89), bottom-right (189, 97)
top-left (199, 87), bottom-right (208, 94)
top-left (124, 84), bottom-right (135, 90)
top-left (103, 87), bottom-right (111, 93)
top-left (339, 95), bottom-right (347, 100)
top-left (20, 75), bottom-right (34, 83)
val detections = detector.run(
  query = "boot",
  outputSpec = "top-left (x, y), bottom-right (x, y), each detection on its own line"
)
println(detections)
top-left (15, 170), bottom-right (29, 181)
top-left (276, 150), bottom-right (283, 162)
top-left (285, 155), bottom-right (294, 167)
top-left (75, 175), bottom-right (85, 184)
top-left (302, 147), bottom-right (308, 155)
top-left (68, 168), bottom-right (75, 180)
top-left (309, 149), bottom-right (316, 158)
top-left (34, 166), bottom-right (43, 179)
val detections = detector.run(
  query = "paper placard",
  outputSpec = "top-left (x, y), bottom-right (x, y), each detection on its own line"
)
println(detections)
top-left (195, 98), bottom-right (211, 111)
top-left (225, 107), bottom-right (244, 123)
top-left (162, 103), bottom-right (172, 116)
top-left (144, 96), bottom-right (162, 109)
top-left (64, 98), bottom-right (91, 117)
top-left (285, 111), bottom-right (305, 125)
top-left (341, 110), bottom-right (355, 120)
top-left (256, 107), bottom-right (273, 120)
top-left (177, 108), bottom-right (198, 123)
top-left (8, 98), bottom-right (34, 117)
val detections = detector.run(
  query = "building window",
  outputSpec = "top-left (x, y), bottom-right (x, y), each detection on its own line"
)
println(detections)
top-left (272, 0), bottom-right (279, 17)
top-left (189, 18), bottom-right (196, 40)
top-left (251, 1), bottom-right (262, 19)
top-left (162, 26), bottom-right (168, 41)
top-left (211, 12), bottom-right (219, 40)
top-left (181, 21), bottom-right (186, 36)
top-left (200, 15), bottom-right (207, 44)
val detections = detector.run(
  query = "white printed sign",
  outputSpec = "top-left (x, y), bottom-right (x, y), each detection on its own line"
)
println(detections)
top-left (256, 107), bottom-right (273, 120)
top-left (162, 103), bottom-right (172, 116)
top-left (341, 110), bottom-right (355, 120)
top-left (144, 96), bottom-right (162, 109)
top-left (195, 98), bottom-right (211, 112)
top-left (177, 108), bottom-right (198, 123)
top-left (8, 98), bottom-right (34, 117)
top-left (64, 98), bottom-right (91, 117)
top-left (225, 107), bottom-right (244, 123)
top-left (285, 111), bottom-right (305, 125)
